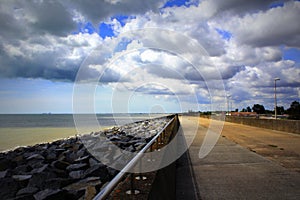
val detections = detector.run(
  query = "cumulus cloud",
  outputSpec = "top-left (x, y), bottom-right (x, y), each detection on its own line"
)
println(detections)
top-left (0, 0), bottom-right (299, 109)
top-left (218, 1), bottom-right (300, 47)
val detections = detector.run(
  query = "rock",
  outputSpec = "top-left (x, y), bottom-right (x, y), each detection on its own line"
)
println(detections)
top-left (51, 160), bottom-right (69, 170)
top-left (27, 160), bottom-right (44, 170)
top-left (0, 158), bottom-right (13, 171)
top-left (12, 155), bottom-right (24, 163)
top-left (13, 194), bottom-right (35, 200)
top-left (109, 136), bottom-right (121, 141)
top-left (69, 170), bottom-right (84, 179)
top-left (33, 189), bottom-right (66, 200)
top-left (63, 177), bottom-right (102, 192)
top-left (0, 178), bottom-right (20, 199)
top-left (30, 164), bottom-right (48, 174)
top-left (12, 175), bottom-right (32, 181)
top-left (66, 163), bottom-right (87, 171)
top-left (14, 165), bottom-right (33, 175)
top-left (45, 178), bottom-right (74, 190)
top-left (16, 187), bottom-right (39, 196)
top-left (83, 164), bottom-right (109, 181)
top-left (107, 167), bottom-right (119, 179)
top-left (0, 170), bottom-right (8, 178)
top-left (125, 145), bottom-right (136, 152)
top-left (88, 158), bottom-right (99, 167)
top-left (45, 152), bottom-right (57, 161)
top-left (74, 155), bottom-right (90, 163)
top-left (63, 150), bottom-right (78, 163)
top-left (26, 154), bottom-right (44, 160)
top-left (28, 172), bottom-right (57, 189)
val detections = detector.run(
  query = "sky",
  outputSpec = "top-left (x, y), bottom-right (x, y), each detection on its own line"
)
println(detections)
top-left (0, 0), bottom-right (299, 114)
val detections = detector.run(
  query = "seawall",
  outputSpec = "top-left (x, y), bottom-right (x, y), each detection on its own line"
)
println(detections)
top-left (201, 115), bottom-right (300, 134)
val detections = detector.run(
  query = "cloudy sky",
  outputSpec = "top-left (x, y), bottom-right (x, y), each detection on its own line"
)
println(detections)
top-left (0, 0), bottom-right (299, 114)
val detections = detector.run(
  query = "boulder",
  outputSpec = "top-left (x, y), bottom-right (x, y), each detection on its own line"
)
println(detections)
top-left (33, 189), bottom-right (70, 200)
top-left (74, 155), bottom-right (90, 163)
top-left (26, 154), bottom-right (45, 161)
top-left (28, 172), bottom-right (57, 189)
top-left (88, 158), bottom-right (99, 167)
top-left (66, 163), bottom-right (87, 171)
top-left (69, 170), bottom-right (84, 179)
top-left (0, 177), bottom-right (20, 199)
top-left (12, 175), bottom-right (32, 181)
top-left (51, 160), bottom-right (69, 170)
top-left (63, 177), bottom-right (102, 192)
top-left (83, 164), bottom-right (109, 182)
top-left (13, 164), bottom-right (33, 175)
top-left (30, 164), bottom-right (48, 174)
top-left (16, 187), bottom-right (39, 196)
top-left (45, 152), bottom-right (57, 161)
top-left (0, 170), bottom-right (8, 178)
top-left (44, 178), bottom-right (74, 190)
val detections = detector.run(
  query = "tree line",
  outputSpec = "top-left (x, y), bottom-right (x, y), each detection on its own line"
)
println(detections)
top-left (239, 101), bottom-right (300, 120)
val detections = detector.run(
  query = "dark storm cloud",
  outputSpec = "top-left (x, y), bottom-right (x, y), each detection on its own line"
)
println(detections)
top-left (71, 0), bottom-right (163, 24)
top-left (210, 0), bottom-right (275, 15)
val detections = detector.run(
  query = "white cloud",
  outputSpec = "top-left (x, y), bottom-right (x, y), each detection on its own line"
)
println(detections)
top-left (219, 1), bottom-right (300, 47)
top-left (0, 0), bottom-right (299, 111)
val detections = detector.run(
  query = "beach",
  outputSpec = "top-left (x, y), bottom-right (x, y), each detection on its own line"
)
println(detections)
top-left (0, 127), bottom-right (77, 152)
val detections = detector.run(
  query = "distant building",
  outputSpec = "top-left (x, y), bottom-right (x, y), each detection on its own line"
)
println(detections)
top-left (230, 112), bottom-right (257, 117)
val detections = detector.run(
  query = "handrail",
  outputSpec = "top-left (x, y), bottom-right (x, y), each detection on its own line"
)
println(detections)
top-left (93, 116), bottom-right (175, 200)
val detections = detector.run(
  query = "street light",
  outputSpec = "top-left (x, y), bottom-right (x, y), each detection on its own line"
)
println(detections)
top-left (274, 78), bottom-right (280, 119)
top-left (227, 95), bottom-right (231, 115)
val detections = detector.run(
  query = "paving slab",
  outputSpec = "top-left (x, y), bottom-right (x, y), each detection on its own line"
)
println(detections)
top-left (176, 116), bottom-right (300, 200)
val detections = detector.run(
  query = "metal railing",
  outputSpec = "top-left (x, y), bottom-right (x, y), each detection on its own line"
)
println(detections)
top-left (93, 116), bottom-right (175, 200)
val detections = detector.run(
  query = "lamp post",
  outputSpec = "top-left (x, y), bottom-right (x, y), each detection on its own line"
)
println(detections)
top-left (274, 78), bottom-right (280, 119)
top-left (227, 95), bottom-right (231, 116)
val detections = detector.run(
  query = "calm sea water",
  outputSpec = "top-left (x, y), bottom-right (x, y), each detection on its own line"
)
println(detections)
top-left (0, 113), bottom-right (167, 128)
top-left (0, 113), bottom-right (168, 151)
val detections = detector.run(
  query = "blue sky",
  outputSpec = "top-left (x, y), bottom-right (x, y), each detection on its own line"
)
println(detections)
top-left (0, 0), bottom-right (299, 113)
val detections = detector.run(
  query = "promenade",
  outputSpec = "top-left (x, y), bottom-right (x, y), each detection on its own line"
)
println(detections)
top-left (176, 116), bottom-right (300, 199)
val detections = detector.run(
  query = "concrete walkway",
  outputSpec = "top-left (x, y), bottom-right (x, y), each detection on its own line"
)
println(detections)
top-left (176, 116), bottom-right (300, 200)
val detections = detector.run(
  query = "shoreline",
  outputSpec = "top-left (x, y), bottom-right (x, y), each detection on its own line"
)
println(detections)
top-left (0, 126), bottom-right (109, 152)
top-left (0, 116), bottom-right (173, 199)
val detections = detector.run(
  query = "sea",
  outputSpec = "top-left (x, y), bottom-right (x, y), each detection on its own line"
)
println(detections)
top-left (0, 113), bottom-right (167, 152)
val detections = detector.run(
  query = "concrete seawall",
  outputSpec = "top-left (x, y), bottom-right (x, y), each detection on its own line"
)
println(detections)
top-left (225, 116), bottom-right (300, 134)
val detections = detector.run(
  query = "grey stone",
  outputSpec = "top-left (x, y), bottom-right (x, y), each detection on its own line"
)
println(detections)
top-left (33, 189), bottom-right (62, 200)
top-left (45, 178), bottom-right (74, 189)
top-left (30, 164), bottom-right (48, 174)
top-left (26, 154), bottom-right (44, 160)
top-left (74, 155), bottom-right (90, 163)
top-left (14, 165), bottom-right (32, 175)
top-left (69, 170), bottom-right (84, 179)
top-left (66, 163), bottom-right (87, 171)
top-left (45, 152), bottom-right (56, 161)
top-left (0, 178), bottom-right (19, 199)
top-left (76, 148), bottom-right (87, 158)
top-left (16, 187), bottom-right (39, 196)
top-left (0, 158), bottom-right (12, 171)
top-left (83, 164), bottom-right (109, 181)
top-left (51, 160), bottom-right (69, 170)
top-left (88, 158), bottom-right (99, 167)
top-left (12, 175), bottom-right (32, 181)
top-left (63, 177), bottom-right (102, 192)
top-left (28, 172), bottom-right (57, 189)
top-left (0, 170), bottom-right (8, 178)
